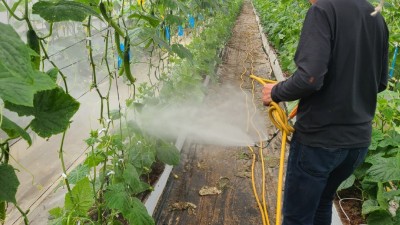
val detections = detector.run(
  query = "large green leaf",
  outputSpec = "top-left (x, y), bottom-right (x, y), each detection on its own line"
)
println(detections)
top-left (0, 23), bottom-right (56, 107)
top-left (64, 177), bottom-right (94, 216)
top-left (156, 140), bottom-right (180, 166)
top-left (123, 163), bottom-right (150, 194)
top-left (0, 116), bottom-right (32, 145)
top-left (378, 131), bottom-right (400, 148)
top-left (366, 155), bottom-right (400, 182)
top-left (32, 1), bottom-right (100, 23)
top-left (367, 211), bottom-right (395, 225)
top-left (104, 184), bottom-right (154, 225)
top-left (5, 87), bottom-right (80, 138)
top-left (104, 183), bottom-right (129, 210)
top-left (0, 164), bottom-right (20, 203)
top-left (124, 198), bottom-right (155, 225)
top-left (362, 200), bottom-right (383, 215)
top-left (127, 143), bottom-right (156, 175)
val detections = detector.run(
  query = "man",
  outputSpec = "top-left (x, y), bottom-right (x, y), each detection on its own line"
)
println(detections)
top-left (262, 0), bottom-right (389, 224)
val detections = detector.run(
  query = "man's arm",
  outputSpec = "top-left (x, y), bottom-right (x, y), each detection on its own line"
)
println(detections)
top-left (270, 5), bottom-right (332, 103)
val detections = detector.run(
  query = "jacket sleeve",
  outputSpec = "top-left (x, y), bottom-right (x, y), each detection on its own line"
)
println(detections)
top-left (271, 5), bottom-right (332, 103)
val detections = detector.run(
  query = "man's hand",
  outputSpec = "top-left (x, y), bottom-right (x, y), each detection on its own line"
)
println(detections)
top-left (262, 83), bottom-right (276, 106)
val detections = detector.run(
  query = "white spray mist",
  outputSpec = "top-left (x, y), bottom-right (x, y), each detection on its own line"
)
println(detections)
top-left (134, 85), bottom-right (269, 146)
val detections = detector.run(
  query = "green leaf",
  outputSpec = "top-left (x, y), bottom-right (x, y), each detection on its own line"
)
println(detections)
top-left (0, 23), bottom-right (56, 107)
top-left (64, 177), bottom-right (94, 216)
top-left (129, 13), bottom-right (161, 27)
top-left (382, 189), bottom-right (400, 200)
top-left (127, 143), bottom-right (156, 174)
top-left (46, 68), bottom-right (59, 82)
top-left (1, 116), bottom-right (32, 145)
top-left (378, 132), bottom-right (400, 148)
top-left (337, 174), bottom-right (355, 191)
top-left (367, 211), bottom-right (395, 225)
top-left (366, 155), bottom-right (400, 182)
top-left (0, 164), bottom-right (20, 203)
top-left (67, 164), bottom-right (90, 185)
top-left (156, 140), bottom-right (180, 166)
top-left (32, 71), bottom-right (58, 93)
top-left (171, 44), bottom-right (193, 62)
top-left (370, 129), bottom-right (385, 150)
top-left (124, 198), bottom-right (155, 225)
top-left (362, 200), bottom-right (383, 215)
top-left (123, 163), bottom-right (150, 194)
top-left (104, 185), bottom-right (154, 225)
top-left (48, 207), bottom-right (63, 219)
top-left (84, 152), bottom-right (104, 167)
top-left (104, 183), bottom-right (129, 210)
top-left (32, 1), bottom-right (100, 23)
top-left (5, 87), bottom-right (80, 138)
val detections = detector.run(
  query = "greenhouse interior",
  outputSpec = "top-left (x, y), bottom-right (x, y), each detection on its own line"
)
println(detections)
top-left (0, 0), bottom-right (399, 224)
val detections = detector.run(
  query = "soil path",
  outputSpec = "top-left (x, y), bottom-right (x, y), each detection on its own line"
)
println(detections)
top-left (154, 2), bottom-right (287, 224)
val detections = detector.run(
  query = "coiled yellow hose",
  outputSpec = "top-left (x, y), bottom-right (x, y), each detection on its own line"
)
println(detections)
top-left (250, 74), bottom-right (295, 225)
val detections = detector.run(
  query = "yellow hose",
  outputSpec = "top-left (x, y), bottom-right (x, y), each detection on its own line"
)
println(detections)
top-left (239, 34), bottom-right (269, 225)
top-left (250, 74), bottom-right (294, 225)
top-left (238, 28), bottom-right (295, 225)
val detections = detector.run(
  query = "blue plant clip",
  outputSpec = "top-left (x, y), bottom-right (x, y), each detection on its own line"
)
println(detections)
top-left (189, 15), bottom-right (195, 28)
top-left (178, 25), bottom-right (184, 36)
top-left (165, 26), bottom-right (170, 41)
top-left (117, 43), bottom-right (131, 69)
top-left (389, 44), bottom-right (398, 78)
top-left (117, 43), bottom-right (124, 69)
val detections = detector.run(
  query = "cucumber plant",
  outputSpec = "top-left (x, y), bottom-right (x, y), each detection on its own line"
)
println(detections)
top-left (0, 0), bottom-right (243, 224)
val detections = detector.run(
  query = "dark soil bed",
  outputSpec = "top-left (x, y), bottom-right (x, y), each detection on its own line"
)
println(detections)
top-left (334, 187), bottom-right (367, 225)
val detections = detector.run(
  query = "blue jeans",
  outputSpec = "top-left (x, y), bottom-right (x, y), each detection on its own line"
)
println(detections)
top-left (282, 134), bottom-right (368, 225)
